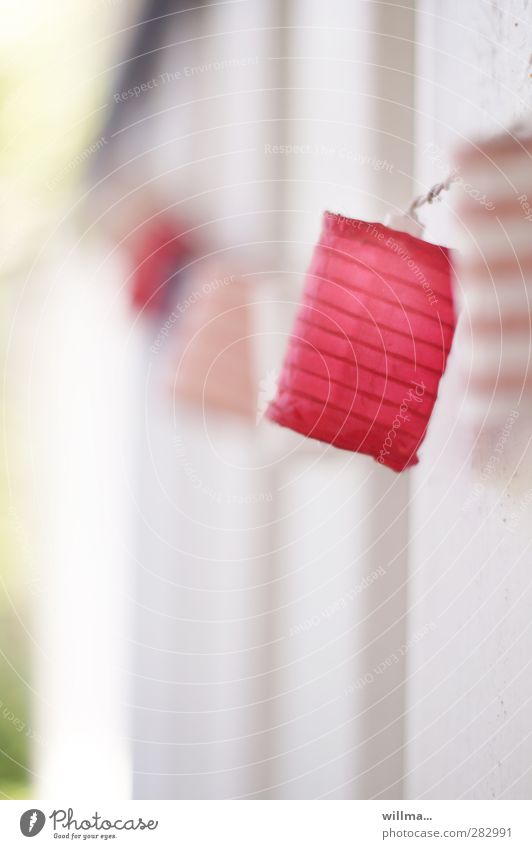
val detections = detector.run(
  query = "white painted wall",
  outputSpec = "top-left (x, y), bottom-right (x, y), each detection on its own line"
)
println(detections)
top-left (405, 0), bottom-right (532, 800)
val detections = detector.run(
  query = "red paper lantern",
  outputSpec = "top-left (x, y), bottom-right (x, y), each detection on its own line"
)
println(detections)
top-left (172, 266), bottom-right (257, 421)
top-left (452, 129), bottom-right (532, 430)
top-left (266, 211), bottom-right (456, 471)
top-left (130, 217), bottom-right (193, 314)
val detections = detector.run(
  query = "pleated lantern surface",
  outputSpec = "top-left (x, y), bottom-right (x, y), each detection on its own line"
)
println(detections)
top-left (173, 271), bottom-right (256, 421)
top-left (266, 212), bottom-right (456, 471)
top-left (452, 129), bottom-right (532, 428)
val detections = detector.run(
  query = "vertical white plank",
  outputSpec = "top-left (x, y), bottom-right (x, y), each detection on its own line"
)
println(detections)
top-left (268, 0), bottom-right (415, 799)
top-left (32, 240), bottom-right (132, 798)
top-left (131, 0), bottom-right (281, 799)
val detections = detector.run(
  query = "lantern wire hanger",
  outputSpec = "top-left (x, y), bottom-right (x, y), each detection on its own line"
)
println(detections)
top-left (407, 171), bottom-right (459, 223)
top-left (404, 112), bottom-right (532, 227)
top-left (385, 170), bottom-right (458, 238)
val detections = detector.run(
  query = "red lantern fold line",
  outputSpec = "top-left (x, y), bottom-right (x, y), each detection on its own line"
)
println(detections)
top-left (266, 211), bottom-right (456, 472)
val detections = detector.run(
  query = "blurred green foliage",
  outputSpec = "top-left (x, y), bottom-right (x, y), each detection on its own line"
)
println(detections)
top-left (0, 618), bottom-right (31, 798)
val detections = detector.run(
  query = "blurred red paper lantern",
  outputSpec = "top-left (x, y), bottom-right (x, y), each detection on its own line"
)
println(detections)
top-left (266, 211), bottom-right (456, 471)
top-left (452, 127), bottom-right (532, 430)
top-left (172, 267), bottom-right (257, 421)
top-left (130, 216), bottom-right (193, 314)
